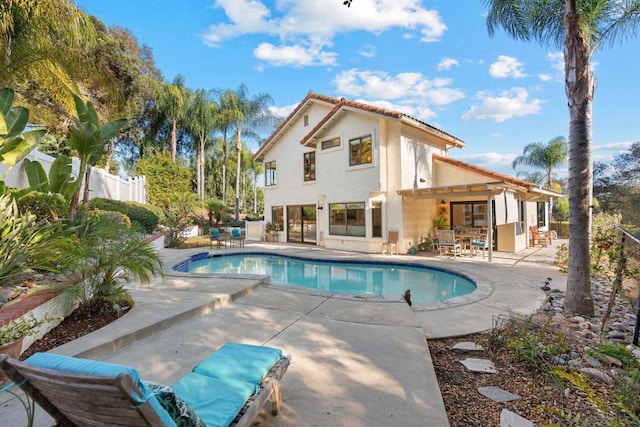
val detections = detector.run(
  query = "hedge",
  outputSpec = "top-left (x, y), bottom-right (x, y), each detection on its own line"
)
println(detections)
top-left (88, 198), bottom-right (159, 234)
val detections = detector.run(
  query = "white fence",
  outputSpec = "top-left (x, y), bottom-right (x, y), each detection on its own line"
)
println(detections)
top-left (0, 149), bottom-right (146, 203)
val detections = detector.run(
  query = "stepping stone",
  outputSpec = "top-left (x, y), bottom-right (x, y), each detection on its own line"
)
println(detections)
top-left (452, 342), bottom-right (485, 353)
top-left (501, 409), bottom-right (533, 427)
top-left (460, 358), bottom-right (496, 373)
top-left (478, 386), bottom-right (521, 402)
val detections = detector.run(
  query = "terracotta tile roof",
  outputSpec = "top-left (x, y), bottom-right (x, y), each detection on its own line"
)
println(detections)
top-left (433, 154), bottom-right (544, 190)
top-left (300, 96), bottom-right (465, 147)
top-left (253, 91), bottom-right (340, 161)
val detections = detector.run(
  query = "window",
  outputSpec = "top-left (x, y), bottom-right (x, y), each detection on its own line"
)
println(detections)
top-left (537, 202), bottom-right (546, 228)
top-left (349, 135), bottom-right (372, 166)
top-left (329, 202), bottom-right (365, 237)
top-left (516, 200), bottom-right (525, 235)
top-left (303, 151), bottom-right (315, 181)
top-left (321, 137), bottom-right (340, 150)
top-left (303, 115), bottom-right (309, 127)
top-left (271, 206), bottom-right (284, 231)
top-left (265, 161), bottom-right (277, 186)
top-left (371, 201), bottom-right (382, 238)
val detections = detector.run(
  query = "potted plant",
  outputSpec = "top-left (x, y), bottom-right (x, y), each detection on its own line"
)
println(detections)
top-left (432, 214), bottom-right (448, 230)
top-left (418, 236), bottom-right (432, 251)
top-left (407, 242), bottom-right (417, 254)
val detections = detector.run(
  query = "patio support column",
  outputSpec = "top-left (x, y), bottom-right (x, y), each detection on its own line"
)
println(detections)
top-left (487, 196), bottom-right (493, 262)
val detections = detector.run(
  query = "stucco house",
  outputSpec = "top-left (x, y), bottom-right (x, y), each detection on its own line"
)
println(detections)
top-left (253, 91), bottom-right (560, 259)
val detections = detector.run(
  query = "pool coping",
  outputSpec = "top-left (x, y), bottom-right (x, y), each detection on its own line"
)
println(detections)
top-left (167, 249), bottom-right (493, 312)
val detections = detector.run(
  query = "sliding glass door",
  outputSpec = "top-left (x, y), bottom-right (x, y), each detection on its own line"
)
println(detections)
top-left (286, 205), bottom-right (317, 244)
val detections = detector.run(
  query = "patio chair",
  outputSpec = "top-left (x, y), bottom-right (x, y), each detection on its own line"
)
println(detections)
top-left (0, 342), bottom-right (290, 427)
top-left (210, 228), bottom-right (227, 249)
top-left (436, 230), bottom-right (462, 258)
top-left (529, 226), bottom-right (551, 247)
top-left (471, 234), bottom-right (489, 259)
top-left (230, 228), bottom-right (245, 247)
top-left (381, 231), bottom-right (399, 255)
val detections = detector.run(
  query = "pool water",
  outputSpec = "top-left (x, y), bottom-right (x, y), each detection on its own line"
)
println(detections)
top-left (180, 253), bottom-right (476, 303)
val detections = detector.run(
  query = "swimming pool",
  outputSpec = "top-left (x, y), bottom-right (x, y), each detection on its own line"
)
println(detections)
top-left (173, 252), bottom-right (476, 303)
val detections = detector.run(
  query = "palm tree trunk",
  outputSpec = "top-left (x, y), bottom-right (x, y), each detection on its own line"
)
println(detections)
top-left (563, 0), bottom-right (594, 316)
top-left (235, 125), bottom-right (242, 221)
top-left (222, 131), bottom-right (228, 203)
top-left (82, 165), bottom-right (92, 205)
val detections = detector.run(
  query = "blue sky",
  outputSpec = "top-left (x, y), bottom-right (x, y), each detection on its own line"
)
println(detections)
top-left (75, 0), bottom-right (639, 177)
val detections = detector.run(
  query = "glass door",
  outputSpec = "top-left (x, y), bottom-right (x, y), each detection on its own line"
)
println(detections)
top-left (287, 205), bottom-right (316, 244)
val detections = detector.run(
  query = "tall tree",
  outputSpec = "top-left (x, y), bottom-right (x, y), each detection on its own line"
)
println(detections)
top-left (215, 89), bottom-right (243, 204)
top-left (187, 89), bottom-right (218, 200)
top-left (0, 0), bottom-right (99, 121)
top-left (483, 0), bottom-right (640, 315)
top-left (159, 75), bottom-right (190, 161)
top-left (227, 85), bottom-right (277, 221)
top-left (512, 136), bottom-right (567, 190)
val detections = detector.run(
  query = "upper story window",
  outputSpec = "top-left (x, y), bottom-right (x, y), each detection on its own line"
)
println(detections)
top-left (265, 161), bottom-right (277, 186)
top-left (303, 115), bottom-right (309, 127)
top-left (349, 135), bottom-right (372, 166)
top-left (303, 151), bottom-right (315, 182)
top-left (321, 137), bottom-right (340, 150)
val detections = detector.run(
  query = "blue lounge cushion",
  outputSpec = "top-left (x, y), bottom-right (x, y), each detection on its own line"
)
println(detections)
top-left (25, 353), bottom-right (176, 427)
top-left (143, 381), bottom-right (206, 427)
top-left (192, 342), bottom-right (283, 385)
top-left (173, 372), bottom-right (257, 427)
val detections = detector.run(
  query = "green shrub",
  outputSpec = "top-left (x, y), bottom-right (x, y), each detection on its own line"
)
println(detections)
top-left (89, 209), bottom-right (131, 228)
top-left (124, 201), bottom-right (159, 234)
top-left (16, 192), bottom-right (67, 221)
top-left (87, 198), bottom-right (159, 234)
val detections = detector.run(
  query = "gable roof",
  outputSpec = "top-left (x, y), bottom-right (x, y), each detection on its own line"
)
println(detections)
top-left (253, 91), bottom-right (340, 162)
top-left (253, 91), bottom-right (465, 161)
top-left (300, 97), bottom-right (465, 149)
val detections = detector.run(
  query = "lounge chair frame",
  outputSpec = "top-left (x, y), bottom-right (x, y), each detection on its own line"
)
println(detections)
top-left (0, 353), bottom-right (290, 427)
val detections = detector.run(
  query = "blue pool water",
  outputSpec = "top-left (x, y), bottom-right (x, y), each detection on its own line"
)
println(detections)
top-left (175, 253), bottom-right (476, 303)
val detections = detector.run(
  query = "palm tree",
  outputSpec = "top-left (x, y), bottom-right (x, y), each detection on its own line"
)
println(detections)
top-left (512, 136), bottom-right (567, 222)
top-left (227, 85), bottom-right (277, 221)
top-left (484, 0), bottom-right (640, 315)
top-left (0, 0), bottom-right (99, 119)
top-left (187, 89), bottom-right (218, 200)
top-left (159, 76), bottom-right (190, 161)
top-left (215, 89), bottom-right (243, 204)
top-left (512, 136), bottom-right (567, 190)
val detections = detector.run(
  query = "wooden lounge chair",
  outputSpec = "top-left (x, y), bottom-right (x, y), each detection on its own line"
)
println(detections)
top-left (0, 342), bottom-right (290, 427)
top-left (436, 230), bottom-right (462, 258)
top-left (529, 225), bottom-right (552, 247)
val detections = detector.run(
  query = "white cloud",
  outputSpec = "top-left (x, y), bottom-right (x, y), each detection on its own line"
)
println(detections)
top-left (269, 103), bottom-right (298, 119)
top-left (593, 141), bottom-right (634, 151)
top-left (201, 0), bottom-right (447, 66)
top-left (538, 73), bottom-right (552, 82)
top-left (489, 55), bottom-right (526, 79)
top-left (453, 152), bottom-right (517, 171)
top-left (334, 69), bottom-right (465, 106)
top-left (546, 51), bottom-right (564, 72)
top-left (462, 87), bottom-right (545, 122)
top-left (359, 99), bottom-right (437, 120)
top-left (254, 42), bottom-right (337, 67)
top-left (437, 57), bottom-right (459, 71)
top-left (359, 44), bottom-right (376, 58)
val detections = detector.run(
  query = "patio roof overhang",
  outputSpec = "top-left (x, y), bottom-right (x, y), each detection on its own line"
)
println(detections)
top-left (397, 181), bottom-right (561, 201)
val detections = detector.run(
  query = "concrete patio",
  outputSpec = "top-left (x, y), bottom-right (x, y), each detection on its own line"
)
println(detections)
top-left (0, 239), bottom-right (565, 426)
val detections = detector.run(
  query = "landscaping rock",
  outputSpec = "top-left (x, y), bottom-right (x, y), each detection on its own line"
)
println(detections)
top-left (451, 341), bottom-right (484, 353)
top-left (460, 358), bottom-right (496, 374)
top-left (478, 386), bottom-right (521, 402)
top-left (500, 409), bottom-right (533, 427)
